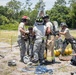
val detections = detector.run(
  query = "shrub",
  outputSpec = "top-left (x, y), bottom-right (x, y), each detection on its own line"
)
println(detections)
top-left (0, 23), bottom-right (30, 30)
top-left (0, 15), bottom-right (9, 25)
top-left (0, 23), bottom-right (18, 30)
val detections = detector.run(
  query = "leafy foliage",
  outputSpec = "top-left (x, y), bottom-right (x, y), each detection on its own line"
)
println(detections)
top-left (0, 23), bottom-right (18, 30)
top-left (0, 0), bottom-right (76, 29)
top-left (70, 2), bottom-right (76, 28)
top-left (55, 0), bottom-right (66, 6)
top-left (46, 5), bottom-right (71, 27)
top-left (0, 15), bottom-right (9, 25)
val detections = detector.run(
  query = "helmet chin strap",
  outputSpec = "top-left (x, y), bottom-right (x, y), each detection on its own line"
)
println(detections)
top-left (36, 21), bottom-right (44, 25)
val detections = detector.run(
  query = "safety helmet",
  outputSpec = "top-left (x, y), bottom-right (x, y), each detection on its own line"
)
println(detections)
top-left (60, 22), bottom-right (68, 27)
top-left (8, 60), bottom-right (16, 66)
top-left (22, 16), bottom-right (30, 20)
top-left (42, 15), bottom-right (49, 19)
top-left (35, 17), bottom-right (44, 25)
top-left (23, 56), bottom-right (30, 64)
top-left (21, 16), bottom-right (30, 22)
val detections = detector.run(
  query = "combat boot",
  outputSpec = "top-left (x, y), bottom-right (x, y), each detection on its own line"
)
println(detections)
top-left (51, 59), bottom-right (55, 64)
top-left (39, 59), bottom-right (45, 65)
top-left (31, 59), bottom-right (38, 63)
top-left (20, 56), bottom-right (24, 62)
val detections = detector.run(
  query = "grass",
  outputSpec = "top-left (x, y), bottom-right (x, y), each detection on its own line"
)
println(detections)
top-left (0, 30), bottom-right (18, 44)
top-left (70, 30), bottom-right (76, 38)
top-left (0, 25), bottom-right (31, 44)
top-left (0, 29), bottom-right (76, 45)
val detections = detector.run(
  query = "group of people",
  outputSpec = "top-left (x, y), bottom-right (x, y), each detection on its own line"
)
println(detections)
top-left (17, 15), bottom-right (76, 65)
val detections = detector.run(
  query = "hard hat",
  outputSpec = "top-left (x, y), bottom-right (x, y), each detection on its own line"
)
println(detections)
top-left (42, 15), bottom-right (49, 19)
top-left (8, 60), bottom-right (16, 66)
top-left (60, 22), bottom-right (67, 27)
top-left (22, 16), bottom-right (30, 20)
top-left (23, 56), bottom-right (30, 64)
top-left (21, 16), bottom-right (30, 22)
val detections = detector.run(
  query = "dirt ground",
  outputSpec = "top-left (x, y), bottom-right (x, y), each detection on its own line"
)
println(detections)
top-left (0, 42), bottom-right (76, 75)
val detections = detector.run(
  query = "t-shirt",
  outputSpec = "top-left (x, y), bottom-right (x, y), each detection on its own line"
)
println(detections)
top-left (61, 28), bottom-right (72, 39)
top-left (33, 25), bottom-right (46, 39)
top-left (18, 22), bottom-right (25, 36)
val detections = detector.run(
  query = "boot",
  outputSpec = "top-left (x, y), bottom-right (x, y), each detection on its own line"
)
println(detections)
top-left (31, 59), bottom-right (38, 63)
top-left (20, 56), bottom-right (24, 62)
top-left (39, 59), bottom-right (45, 65)
top-left (51, 59), bottom-right (55, 64)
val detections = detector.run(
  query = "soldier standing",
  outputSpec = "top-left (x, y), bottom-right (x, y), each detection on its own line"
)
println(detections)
top-left (60, 22), bottom-right (76, 54)
top-left (43, 15), bottom-right (56, 63)
top-left (32, 17), bottom-right (47, 65)
top-left (17, 16), bottom-right (30, 62)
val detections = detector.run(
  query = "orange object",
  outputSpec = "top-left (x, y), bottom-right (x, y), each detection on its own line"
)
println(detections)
top-left (64, 49), bottom-right (69, 55)
top-left (54, 50), bottom-right (61, 57)
top-left (68, 48), bottom-right (72, 55)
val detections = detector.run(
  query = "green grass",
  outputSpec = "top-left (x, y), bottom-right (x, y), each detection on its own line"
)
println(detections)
top-left (0, 30), bottom-right (18, 44)
top-left (0, 23), bottom-right (31, 30)
top-left (0, 23), bottom-right (18, 30)
top-left (70, 30), bottom-right (76, 38)
top-left (0, 29), bottom-right (76, 45)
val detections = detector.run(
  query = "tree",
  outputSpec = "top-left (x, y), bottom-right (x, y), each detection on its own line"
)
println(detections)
top-left (29, 9), bottom-right (38, 25)
top-left (69, 0), bottom-right (76, 5)
top-left (6, 0), bottom-right (22, 13)
top-left (68, 0), bottom-right (76, 28)
top-left (0, 6), bottom-right (8, 16)
top-left (24, 0), bottom-right (32, 12)
top-left (6, 0), bottom-right (22, 20)
top-left (0, 15), bottom-right (9, 25)
top-left (46, 5), bottom-right (71, 27)
top-left (27, 1), bottom-right (41, 25)
top-left (55, 0), bottom-right (66, 6)
top-left (70, 2), bottom-right (76, 28)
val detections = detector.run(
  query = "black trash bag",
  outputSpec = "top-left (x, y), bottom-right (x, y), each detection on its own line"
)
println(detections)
top-left (71, 56), bottom-right (76, 66)
top-left (71, 38), bottom-right (76, 53)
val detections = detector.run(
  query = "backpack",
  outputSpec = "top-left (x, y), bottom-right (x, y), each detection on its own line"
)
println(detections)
top-left (52, 21), bottom-right (59, 36)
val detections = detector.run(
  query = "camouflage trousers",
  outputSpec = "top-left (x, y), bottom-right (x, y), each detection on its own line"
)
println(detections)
top-left (62, 38), bottom-right (76, 54)
top-left (17, 36), bottom-right (27, 59)
top-left (33, 39), bottom-right (45, 61)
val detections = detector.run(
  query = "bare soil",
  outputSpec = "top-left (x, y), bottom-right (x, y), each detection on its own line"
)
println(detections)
top-left (0, 42), bottom-right (76, 75)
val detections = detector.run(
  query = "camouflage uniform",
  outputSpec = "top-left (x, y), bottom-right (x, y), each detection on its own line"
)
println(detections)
top-left (33, 21), bottom-right (46, 64)
top-left (17, 22), bottom-right (27, 61)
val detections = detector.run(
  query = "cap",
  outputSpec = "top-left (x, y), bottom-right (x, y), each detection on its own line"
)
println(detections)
top-left (60, 22), bottom-right (68, 27)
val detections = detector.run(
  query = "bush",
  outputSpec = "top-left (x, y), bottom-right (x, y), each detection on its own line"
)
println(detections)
top-left (0, 15), bottom-right (9, 25)
top-left (0, 23), bottom-right (18, 30)
top-left (0, 23), bottom-right (30, 30)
